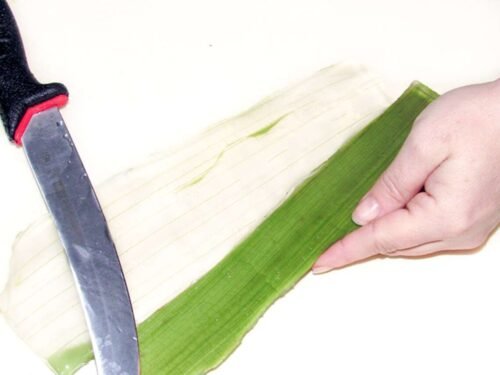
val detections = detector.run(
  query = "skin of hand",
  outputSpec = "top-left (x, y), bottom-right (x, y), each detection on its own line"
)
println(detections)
top-left (312, 78), bottom-right (500, 274)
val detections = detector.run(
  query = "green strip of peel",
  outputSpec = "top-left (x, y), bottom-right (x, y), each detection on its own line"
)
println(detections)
top-left (49, 82), bottom-right (438, 374)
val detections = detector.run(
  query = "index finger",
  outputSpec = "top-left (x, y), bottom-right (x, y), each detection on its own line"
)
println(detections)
top-left (312, 192), bottom-right (441, 272)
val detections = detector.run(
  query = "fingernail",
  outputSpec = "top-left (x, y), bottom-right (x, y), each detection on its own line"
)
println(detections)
top-left (352, 196), bottom-right (379, 225)
top-left (312, 266), bottom-right (332, 275)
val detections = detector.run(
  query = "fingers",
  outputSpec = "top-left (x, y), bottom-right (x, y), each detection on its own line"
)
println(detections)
top-left (312, 241), bottom-right (446, 274)
top-left (352, 129), bottom-right (446, 225)
top-left (312, 192), bottom-right (443, 273)
top-left (383, 241), bottom-right (445, 258)
top-left (312, 81), bottom-right (500, 274)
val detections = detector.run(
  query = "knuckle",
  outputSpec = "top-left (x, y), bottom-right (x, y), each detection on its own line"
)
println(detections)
top-left (369, 221), bottom-right (397, 255)
top-left (380, 172), bottom-right (407, 204)
top-left (405, 127), bottom-right (430, 159)
top-left (446, 214), bottom-right (473, 237)
top-left (411, 112), bottom-right (430, 131)
top-left (461, 234), bottom-right (487, 250)
top-left (405, 135), bottom-right (425, 156)
top-left (437, 199), bottom-right (475, 238)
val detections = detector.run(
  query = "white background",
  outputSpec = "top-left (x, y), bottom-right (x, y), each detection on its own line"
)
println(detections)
top-left (0, 0), bottom-right (499, 374)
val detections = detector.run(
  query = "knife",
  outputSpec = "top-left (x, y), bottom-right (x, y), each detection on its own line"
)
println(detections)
top-left (0, 1), bottom-right (140, 374)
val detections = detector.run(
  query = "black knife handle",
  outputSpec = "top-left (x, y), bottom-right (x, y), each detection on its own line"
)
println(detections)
top-left (0, 0), bottom-right (68, 144)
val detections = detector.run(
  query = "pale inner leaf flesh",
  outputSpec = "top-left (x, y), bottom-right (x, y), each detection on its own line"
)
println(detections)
top-left (0, 64), bottom-right (390, 363)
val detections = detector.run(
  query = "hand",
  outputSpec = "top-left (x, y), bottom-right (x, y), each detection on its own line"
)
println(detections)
top-left (313, 79), bottom-right (500, 274)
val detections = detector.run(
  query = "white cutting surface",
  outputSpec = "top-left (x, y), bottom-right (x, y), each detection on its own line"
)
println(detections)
top-left (0, 0), bottom-right (499, 374)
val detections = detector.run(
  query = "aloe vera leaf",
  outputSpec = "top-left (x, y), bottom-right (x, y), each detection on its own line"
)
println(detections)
top-left (128, 82), bottom-right (438, 375)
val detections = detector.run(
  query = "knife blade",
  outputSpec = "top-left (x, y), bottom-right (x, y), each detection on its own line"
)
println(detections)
top-left (0, 1), bottom-right (140, 374)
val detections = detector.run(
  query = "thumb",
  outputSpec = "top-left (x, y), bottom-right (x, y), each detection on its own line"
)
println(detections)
top-left (312, 191), bottom-right (441, 272)
top-left (352, 130), bottom-right (445, 225)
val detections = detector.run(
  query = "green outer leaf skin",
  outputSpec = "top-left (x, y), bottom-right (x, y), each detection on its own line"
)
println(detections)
top-left (49, 82), bottom-right (438, 374)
